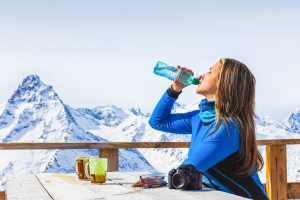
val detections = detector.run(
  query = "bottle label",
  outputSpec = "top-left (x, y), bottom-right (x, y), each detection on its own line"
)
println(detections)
top-left (175, 69), bottom-right (193, 85)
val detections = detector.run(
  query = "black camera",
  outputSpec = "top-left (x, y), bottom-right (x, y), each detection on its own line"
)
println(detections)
top-left (168, 165), bottom-right (202, 190)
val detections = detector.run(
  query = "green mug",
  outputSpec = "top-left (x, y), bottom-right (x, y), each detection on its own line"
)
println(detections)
top-left (75, 156), bottom-right (90, 179)
top-left (85, 157), bottom-right (108, 184)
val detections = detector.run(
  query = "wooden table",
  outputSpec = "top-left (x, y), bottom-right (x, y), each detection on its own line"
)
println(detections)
top-left (6, 172), bottom-right (249, 200)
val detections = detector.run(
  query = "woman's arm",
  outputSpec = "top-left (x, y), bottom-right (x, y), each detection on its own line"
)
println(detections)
top-left (148, 87), bottom-right (199, 134)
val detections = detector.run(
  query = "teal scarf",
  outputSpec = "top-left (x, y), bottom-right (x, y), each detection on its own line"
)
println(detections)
top-left (199, 99), bottom-right (216, 123)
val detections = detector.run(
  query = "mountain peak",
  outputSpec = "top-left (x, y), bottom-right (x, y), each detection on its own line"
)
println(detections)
top-left (284, 109), bottom-right (300, 133)
top-left (21, 75), bottom-right (42, 88)
top-left (8, 74), bottom-right (60, 104)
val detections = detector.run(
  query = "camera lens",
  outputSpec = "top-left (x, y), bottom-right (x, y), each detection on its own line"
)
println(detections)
top-left (172, 173), bottom-right (186, 189)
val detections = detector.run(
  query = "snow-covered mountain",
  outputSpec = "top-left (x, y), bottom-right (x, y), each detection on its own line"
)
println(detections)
top-left (0, 75), bottom-right (157, 190)
top-left (284, 109), bottom-right (300, 133)
top-left (0, 75), bottom-right (300, 190)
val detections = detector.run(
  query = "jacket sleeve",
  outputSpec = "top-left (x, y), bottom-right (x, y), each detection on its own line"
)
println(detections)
top-left (148, 91), bottom-right (199, 134)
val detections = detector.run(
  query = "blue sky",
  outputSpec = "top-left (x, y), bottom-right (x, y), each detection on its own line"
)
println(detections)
top-left (0, 0), bottom-right (299, 120)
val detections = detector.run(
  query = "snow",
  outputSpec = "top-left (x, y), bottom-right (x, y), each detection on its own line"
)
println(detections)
top-left (0, 74), bottom-right (300, 191)
top-left (0, 120), bottom-right (17, 141)
top-left (284, 109), bottom-right (300, 133)
top-left (0, 103), bottom-right (5, 114)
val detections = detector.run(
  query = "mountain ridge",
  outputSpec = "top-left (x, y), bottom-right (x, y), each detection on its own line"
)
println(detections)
top-left (0, 74), bottom-right (300, 190)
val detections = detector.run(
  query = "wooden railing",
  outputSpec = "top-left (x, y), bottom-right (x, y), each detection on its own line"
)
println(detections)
top-left (0, 139), bottom-right (300, 200)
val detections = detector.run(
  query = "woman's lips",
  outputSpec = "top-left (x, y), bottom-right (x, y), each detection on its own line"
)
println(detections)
top-left (197, 75), bottom-right (206, 86)
top-left (199, 74), bottom-right (205, 81)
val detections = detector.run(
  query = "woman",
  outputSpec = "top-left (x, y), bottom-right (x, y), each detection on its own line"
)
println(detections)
top-left (149, 58), bottom-right (269, 199)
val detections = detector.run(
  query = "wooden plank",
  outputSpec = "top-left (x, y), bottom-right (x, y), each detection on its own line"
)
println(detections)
top-left (114, 172), bottom-right (249, 200)
top-left (99, 149), bottom-right (119, 171)
top-left (266, 145), bottom-right (287, 200)
top-left (264, 182), bottom-right (300, 199)
top-left (1, 140), bottom-right (300, 150)
top-left (37, 173), bottom-right (101, 200)
top-left (288, 182), bottom-right (300, 199)
top-left (67, 173), bottom-right (155, 200)
top-left (0, 191), bottom-right (5, 200)
top-left (257, 139), bottom-right (300, 146)
top-left (67, 172), bottom-right (248, 200)
top-left (5, 172), bottom-right (265, 200)
top-left (1, 139), bottom-right (300, 150)
top-left (6, 174), bottom-right (52, 200)
top-left (0, 140), bottom-right (299, 150)
top-left (106, 172), bottom-right (200, 200)
top-left (0, 142), bottom-right (190, 149)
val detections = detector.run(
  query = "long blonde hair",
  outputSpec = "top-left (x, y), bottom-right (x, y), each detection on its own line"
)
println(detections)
top-left (214, 58), bottom-right (264, 177)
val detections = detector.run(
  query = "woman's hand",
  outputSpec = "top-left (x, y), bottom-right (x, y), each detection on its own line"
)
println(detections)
top-left (171, 65), bottom-right (194, 92)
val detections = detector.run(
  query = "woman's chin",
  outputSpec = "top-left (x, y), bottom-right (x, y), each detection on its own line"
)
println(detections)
top-left (195, 88), bottom-right (204, 95)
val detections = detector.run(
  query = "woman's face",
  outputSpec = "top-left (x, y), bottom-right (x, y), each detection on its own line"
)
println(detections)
top-left (196, 61), bottom-right (222, 99)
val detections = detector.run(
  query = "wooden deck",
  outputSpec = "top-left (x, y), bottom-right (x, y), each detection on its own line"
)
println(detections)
top-left (5, 172), bottom-right (249, 200)
top-left (0, 192), bottom-right (4, 200)
top-left (0, 139), bottom-right (300, 199)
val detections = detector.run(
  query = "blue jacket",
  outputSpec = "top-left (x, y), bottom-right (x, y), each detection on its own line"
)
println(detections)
top-left (149, 90), bottom-right (269, 200)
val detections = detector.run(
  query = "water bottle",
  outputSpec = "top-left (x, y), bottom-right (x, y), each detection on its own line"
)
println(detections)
top-left (153, 61), bottom-right (200, 85)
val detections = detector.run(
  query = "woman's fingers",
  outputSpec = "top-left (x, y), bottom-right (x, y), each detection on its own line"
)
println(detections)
top-left (187, 69), bottom-right (194, 76)
top-left (174, 80), bottom-right (183, 88)
top-left (181, 67), bottom-right (194, 76)
top-left (174, 80), bottom-right (180, 85)
top-left (178, 65), bottom-right (194, 75)
top-left (179, 67), bottom-right (186, 72)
